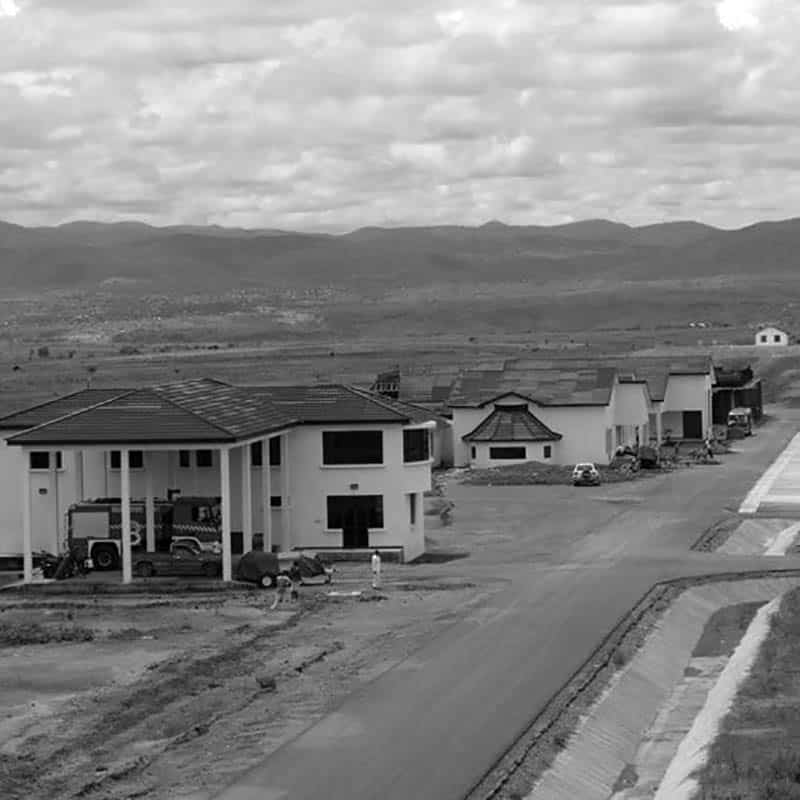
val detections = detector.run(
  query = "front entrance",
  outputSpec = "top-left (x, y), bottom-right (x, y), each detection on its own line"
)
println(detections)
top-left (342, 505), bottom-right (370, 549)
top-left (682, 410), bottom-right (703, 439)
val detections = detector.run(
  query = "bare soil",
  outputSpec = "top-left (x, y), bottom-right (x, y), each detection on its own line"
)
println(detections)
top-left (0, 569), bottom-right (499, 800)
top-left (696, 586), bottom-right (800, 799)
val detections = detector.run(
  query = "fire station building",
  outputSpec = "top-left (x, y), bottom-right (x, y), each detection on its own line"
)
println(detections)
top-left (0, 378), bottom-right (435, 583)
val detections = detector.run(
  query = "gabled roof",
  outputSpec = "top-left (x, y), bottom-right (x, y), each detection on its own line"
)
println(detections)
top-left (463, 405), bottom-right (562, 443)
top-left (0, 388), bottom-right (130, 430)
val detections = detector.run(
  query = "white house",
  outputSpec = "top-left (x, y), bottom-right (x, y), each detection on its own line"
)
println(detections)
top-left (0, 379), bottom-right (435, 583)
top-left (443, 355), bottom-right (714, 468)
top-left (755, 326), bottom-right (789, 346)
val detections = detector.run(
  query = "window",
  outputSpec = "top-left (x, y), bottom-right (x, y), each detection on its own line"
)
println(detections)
top-left (775, 335), bottom-right (781, 342)
top-left (178, 450), bottom-right (191, 468)
top-left (269, 437), bottom-right (281, 466)
top-left (761, 334), bottom-right (768, 342)
top-left (543, 445), bottom-right (552, 459)
top-left (322, 431), bottom-right (383, 465)
top-left (470, 446), bottom-right (477, 460)
top-left (196, 449), bottom-right (213, 468)
top-left (409, 493), bottom-right (417, 525)
top-left (270, 495), bottom-right (282, 507)
top-left (251, 441), bottom-right (263, 467)
top-left (403, 429), bottom-right (430, 462)
top-left (489, 446), bottom-right (526, 460)
top-left (109, 450), bottom-right (144, 470)
top-left (326, 495), bottom-right (384, 529)
top-left (29, 451), bottom-right (62, 470)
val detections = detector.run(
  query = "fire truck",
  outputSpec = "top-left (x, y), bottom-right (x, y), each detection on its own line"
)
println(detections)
top-left (66, 496), bottom-right (222, 570)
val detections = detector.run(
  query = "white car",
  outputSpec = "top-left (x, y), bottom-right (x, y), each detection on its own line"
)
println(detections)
top-left (572, 462), bottom-right (601, 486)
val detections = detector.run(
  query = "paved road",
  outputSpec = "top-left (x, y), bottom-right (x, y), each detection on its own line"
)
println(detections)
top-left (217, 413), bottom-right (800, 800)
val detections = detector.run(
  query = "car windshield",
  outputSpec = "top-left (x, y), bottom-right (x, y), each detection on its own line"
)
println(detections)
top-left (576, 463), bottom-right (594, 471)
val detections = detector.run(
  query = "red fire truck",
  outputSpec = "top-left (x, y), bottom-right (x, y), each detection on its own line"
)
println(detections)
top-left (66, 496), bottom-right (222, 570)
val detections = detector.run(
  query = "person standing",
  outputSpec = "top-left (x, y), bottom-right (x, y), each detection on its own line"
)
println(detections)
top-left (371, 549), bottom-right (382, 590)
top-left (271, 573), bottom-right (291, 610)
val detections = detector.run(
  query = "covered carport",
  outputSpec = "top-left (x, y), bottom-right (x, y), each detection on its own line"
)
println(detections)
top-left (6, 379), bottom-right (297, 584)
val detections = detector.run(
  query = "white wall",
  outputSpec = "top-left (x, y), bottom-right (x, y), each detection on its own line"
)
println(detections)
top-left (470, 441), bottom-right (557, 469)
top-left (755, 327), bottom-right (788, 346)
top-left (663, 374), bottom-right (712, 438)
top-left (286, 423), bottom-right (430, 561)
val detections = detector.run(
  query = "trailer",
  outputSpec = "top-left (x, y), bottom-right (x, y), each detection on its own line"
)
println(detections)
top-left (66, 496), bottom-right (223, 570)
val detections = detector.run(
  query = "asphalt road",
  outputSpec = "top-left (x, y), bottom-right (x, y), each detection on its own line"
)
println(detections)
top-left (216, 412), bottom-right (800, 800)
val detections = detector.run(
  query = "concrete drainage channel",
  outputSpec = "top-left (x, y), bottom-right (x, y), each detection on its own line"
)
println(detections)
top-left (469, 572), bottom-right (800, 800)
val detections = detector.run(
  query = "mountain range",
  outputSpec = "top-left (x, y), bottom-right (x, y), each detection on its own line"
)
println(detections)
top-left (1, 217), bottom-right (798, 294)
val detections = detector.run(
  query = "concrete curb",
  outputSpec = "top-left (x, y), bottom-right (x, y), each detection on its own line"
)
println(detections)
top-left (524, 576), bottom-right (800, 800)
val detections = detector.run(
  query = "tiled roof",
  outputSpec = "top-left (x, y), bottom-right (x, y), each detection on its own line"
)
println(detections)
top-left (345, 387), bottom-right (447, 425)
top-left (463, 405), bottom-right (562, 442)
top-left (247, 384), bottom-right (414, 424)
top-left (0, 388), bottom-right (130, 430)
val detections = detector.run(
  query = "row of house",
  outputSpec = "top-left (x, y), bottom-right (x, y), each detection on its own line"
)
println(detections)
top-left (0, 379), bottom-right (440, 581)
top-left (372, 355), bottom-right (718, 469)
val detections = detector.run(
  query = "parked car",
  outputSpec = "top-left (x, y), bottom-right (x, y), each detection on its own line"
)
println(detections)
top-left (727, 406), bottom-right (753, 436)
top-left (133, 540), bottom-right (222, 578)
top-left (235, 550), bottom-right (333, 588)
top-left (572, 462), bottom-right (601, 486)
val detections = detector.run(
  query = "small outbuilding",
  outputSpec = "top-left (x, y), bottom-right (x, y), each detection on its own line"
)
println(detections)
top-left (755, 327), bottom-right (789, 346)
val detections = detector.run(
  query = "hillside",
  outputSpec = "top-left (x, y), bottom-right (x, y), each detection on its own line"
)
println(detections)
top-left (2, 216), bottom-right (798, 295)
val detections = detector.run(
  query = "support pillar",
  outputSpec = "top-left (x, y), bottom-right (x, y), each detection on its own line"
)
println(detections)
top-left (282, 433), bottom-right (291, 551)
top-left (22, 453), bottom-right (32, 583)
top-left (220, 447), bottom-right (232, 581)
top-left (120, 448), bottom-right (132, 584)
top-left (145, 452), bottom-right (155, 552)
top-left (261, 437), bottom-right (272, 553)
top-left (241, 444), bottom-right (253, 554)
top-left (50, 450), bottom-right (60, 551)
top-left (656, 411), bottom-right (663, 446)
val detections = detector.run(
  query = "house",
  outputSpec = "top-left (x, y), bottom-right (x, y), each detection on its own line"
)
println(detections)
top-left (755, 326), bottom-right (789, 346)
top-left (0, 379), bottom-right (436, 583)
top-left (712, 361), bottom-right (763, 425)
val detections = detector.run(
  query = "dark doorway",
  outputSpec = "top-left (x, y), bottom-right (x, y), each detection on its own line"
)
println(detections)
top-left (342, 505), bottom-right (369, 549)
top-left (328, 495), bottom-right (383, 549)
top-left (682, 410), bottom-right (703, 439)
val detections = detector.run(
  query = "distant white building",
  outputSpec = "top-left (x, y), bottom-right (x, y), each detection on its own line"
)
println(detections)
top-left (755, 327), bottom-right (789, 347)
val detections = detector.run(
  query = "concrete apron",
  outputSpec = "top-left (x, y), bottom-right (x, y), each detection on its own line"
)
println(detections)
top-left (524, 576), bottom-right (800, 800)
top-left (717, 518), bottom-right (800, 556)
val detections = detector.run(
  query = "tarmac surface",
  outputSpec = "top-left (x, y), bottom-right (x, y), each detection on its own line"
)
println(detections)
top-left (216, 410), bottom-right (800, 800)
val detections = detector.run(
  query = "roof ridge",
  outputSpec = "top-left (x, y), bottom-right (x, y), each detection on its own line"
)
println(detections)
top-left (151, 385), bottom-right (248, 438)
top-left (5, 388), bottom-right (137, 438)
top-left (341, 385), bottom-right (410, 420)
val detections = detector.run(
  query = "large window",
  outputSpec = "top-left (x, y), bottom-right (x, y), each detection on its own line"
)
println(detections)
top-left (109, 450), bottom-right (144, 470)
top-left (489, 446), bottom-right (526, 460)
top-left (322, 431), bottom-right (383, 465)
top-left (251, 438), bottom-right (282, 466)
top-left (403, 429), bottom-right (430, 463)
top-left (196, 449), bottom-right (214, 468)
top-left (178, 450), bottom-right (191, 468)
top-left (29, 451), bottom-right (63, 471)
top-left (326, 495), bottom-right (384, 529)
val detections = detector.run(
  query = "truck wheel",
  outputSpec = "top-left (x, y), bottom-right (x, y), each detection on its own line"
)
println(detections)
top-left (260, 573), bottom-right (276, 589)
top-left (92, 545), bottom-right (118, 571)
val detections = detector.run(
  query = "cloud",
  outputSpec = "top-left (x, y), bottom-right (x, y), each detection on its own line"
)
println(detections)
top-left (2, 0), bottom-right (800, 230)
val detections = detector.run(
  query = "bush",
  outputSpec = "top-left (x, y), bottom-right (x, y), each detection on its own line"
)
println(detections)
top-left (0, 622), bottom-right (94, 646)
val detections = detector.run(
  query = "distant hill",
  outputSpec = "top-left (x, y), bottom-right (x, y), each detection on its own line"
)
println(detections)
top-left (2, 216), bottom-right (800, 294)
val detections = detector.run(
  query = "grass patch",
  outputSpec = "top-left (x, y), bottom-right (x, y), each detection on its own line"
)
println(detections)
top-left (0, 621), bottom-right (95, 646)
top-left (692, 602), bottom-right (765, 658)
top-left (460, 461), bottom-right (654, 487)
top-left (696, 587), bottom-right (800, 798)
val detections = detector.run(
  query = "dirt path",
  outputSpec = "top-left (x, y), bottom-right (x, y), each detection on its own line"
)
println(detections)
top-left (0, 580), bottom-right (497, 800)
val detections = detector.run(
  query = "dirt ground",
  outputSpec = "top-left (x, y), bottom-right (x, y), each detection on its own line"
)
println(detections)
top-left (0, 565), bottom-right (501, 800)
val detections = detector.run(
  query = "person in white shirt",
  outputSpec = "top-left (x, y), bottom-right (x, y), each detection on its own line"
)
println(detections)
top-left (371, 549), bottom-right (381, 590)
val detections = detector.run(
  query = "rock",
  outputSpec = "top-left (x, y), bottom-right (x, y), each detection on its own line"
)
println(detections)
top-left (255, 673), bottom-right (277, 692)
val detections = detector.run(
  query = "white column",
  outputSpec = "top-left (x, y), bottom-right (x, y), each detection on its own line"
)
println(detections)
top-left (261, 437), bottom-right (272, 553)
top-left (75, 449), bottom-right (85, 502)
top-left (220, 447), bottom-right (232, 581)
top-left (22, 454), bottom-right (32, 583)
top-left (145, 452), bottom-right (155, 552)
top-left (120, 448), bottom-right (132, 584)
top-left (50, 450), bottom-right (60, 550)
top-left (282, 433), bottom-right (291, 551)
top-left (656, 410), bottom-right (663, 446)
top-left (241, 444), bottom-right (253, 554)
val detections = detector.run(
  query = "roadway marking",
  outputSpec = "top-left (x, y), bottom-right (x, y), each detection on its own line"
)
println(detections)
top-left (739, 433), bottom-right (800, 513)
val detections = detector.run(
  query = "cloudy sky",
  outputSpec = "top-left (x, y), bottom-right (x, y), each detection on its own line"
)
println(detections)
top-left (1, 0), bottom-right (798, 231)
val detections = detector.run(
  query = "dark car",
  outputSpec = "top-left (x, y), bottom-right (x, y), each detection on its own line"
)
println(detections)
top-left (235, 551), bottom-right (333, 588)
top-left (133, 541), bottom-right (222, 578)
